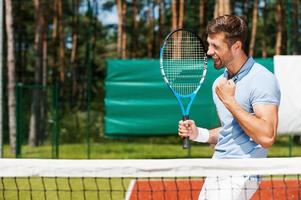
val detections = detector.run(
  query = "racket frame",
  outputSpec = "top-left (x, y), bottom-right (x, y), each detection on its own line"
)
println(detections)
top-left (160, 28), bottom-right (207, 149)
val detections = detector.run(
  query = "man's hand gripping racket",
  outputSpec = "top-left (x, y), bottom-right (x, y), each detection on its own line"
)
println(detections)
top-left (160, 29), bottom-right (207, 149)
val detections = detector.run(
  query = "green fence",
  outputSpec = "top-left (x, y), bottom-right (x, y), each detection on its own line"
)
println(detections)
top-left (15, 83), bottom-right (59, 158)
top-left (104, 58), bottom-right (274, 137)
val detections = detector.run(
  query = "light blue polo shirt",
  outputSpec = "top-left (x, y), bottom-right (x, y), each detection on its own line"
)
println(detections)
top-left (212, 57), bottom-right (281, 159)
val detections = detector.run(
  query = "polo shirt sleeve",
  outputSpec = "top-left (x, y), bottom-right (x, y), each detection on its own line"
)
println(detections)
top-left (250, 74), bottom-right (281, 106)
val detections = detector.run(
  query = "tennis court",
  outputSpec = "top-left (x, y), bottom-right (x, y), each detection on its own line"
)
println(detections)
top-left (0, 158), bottom-right (301, 200)
top-left (127, 178), bottom-right (300, 200)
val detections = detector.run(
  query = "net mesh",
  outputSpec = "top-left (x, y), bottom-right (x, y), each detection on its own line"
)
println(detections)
top-left (0, 158), bottom-right (301, 200)
top-left (161, 30), bottom-right (207, 95)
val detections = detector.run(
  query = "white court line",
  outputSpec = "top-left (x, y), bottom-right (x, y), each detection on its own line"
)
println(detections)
top-left (125, 179), bottom-right (136, 200)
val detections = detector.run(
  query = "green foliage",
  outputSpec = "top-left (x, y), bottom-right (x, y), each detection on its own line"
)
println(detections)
top-left (59, 109), bottom-right (103, 143)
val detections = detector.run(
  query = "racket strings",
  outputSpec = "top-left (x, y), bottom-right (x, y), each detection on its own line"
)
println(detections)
top-left (162, 31), bottom-right (207, 95)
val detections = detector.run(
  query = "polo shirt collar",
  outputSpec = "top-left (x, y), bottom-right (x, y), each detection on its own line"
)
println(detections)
top-left (223, 57), bottom-right (255, 83)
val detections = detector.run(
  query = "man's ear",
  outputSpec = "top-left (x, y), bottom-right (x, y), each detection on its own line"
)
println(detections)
top-left (231, 41), bottom-right (242, 53)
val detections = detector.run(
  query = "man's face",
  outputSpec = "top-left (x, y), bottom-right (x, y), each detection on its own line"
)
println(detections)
top-left (207, 32), bottom-right (233, 70)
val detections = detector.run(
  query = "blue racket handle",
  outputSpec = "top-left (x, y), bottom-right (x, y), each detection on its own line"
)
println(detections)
top-left (182, 116), bottom-right (190, 149)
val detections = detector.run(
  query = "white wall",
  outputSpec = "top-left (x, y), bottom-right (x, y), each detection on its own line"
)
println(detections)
top-left (274, 56), bottom-right (301, 135)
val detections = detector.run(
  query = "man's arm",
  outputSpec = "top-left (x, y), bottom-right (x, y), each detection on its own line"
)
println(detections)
top-left (215, 78), bottom-right (278, 148)
top-left (223, 101), bottom-right (278, 148)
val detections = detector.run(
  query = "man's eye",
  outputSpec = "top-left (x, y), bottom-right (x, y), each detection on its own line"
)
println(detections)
top-left (213, 44), bottom-right (218, 50)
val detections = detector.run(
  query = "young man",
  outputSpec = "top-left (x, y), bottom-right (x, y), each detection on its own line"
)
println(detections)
top-left (178, 15), bottom-right (281, 200)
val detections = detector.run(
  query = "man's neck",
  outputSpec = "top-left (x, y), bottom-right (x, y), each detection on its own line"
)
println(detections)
top-left (226, 53), bottom-right (248, 78)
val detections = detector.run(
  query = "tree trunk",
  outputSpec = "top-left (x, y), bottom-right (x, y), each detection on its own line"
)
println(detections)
top-left (171, 0), bottom-right (184, 29)
top-left (214, 0), bottom-right (231, 18)
top-left (199, 0), bottom-right (206, 39)
top-left (152, 2), bottom-right (157, 57)
top-left (218, 0), bottom-right (223, 16)
top-left (242, 0), bottom-right (248, 24)
top-left (223, 0), bottom-right (231, 14)
top-left (158, 0), bottom-right (164, 45)
top-left (131, 0), bottom-right (138, 58)
top-left (261, 0), bottom-right (267, 58)
top-left (214, 0), bottom-right (218, 18)
top-left (0, 0), bottom-right (3, 157)
top-left (51, 0), bottom-right (59, 85)
top-left (147, 0), bottom-right (153, 58)
top-left (116, 0), bottom-right (123, 58)
top-left (92, 2), bottom-right (97, 65)
top-left (178, 0), bottom-right (184, 28)
top-left (58, 0), bottom-right (65, 91)
top-left (22, 32), bottom-right (29, 83)
top-left (121, 0), bottom-right (127, 58)
top-left (171, 0), bottom-right (177, 30)
top-left (42, 33), bottom-right (48, 88)
top-left (15, 3), bottom-right (23, 82)
top-left (41, 30), bottom-right (48, 143)
top-left (248, 0), bottom-right (258, 57)
top-left (5, 0), bottom-right (17, 153)
top-left (275, 0), bottom-right (283, 55)
top-left (292, 0), bottom-right (300, 54)
top-left (170, 0), bottom-right (184, 58)
top-left (71, 0), bottom-right (79, 102)
top-left (29, 0), bottom-right (45, 146)
top-left (116, 0), bottom-right (127, 58)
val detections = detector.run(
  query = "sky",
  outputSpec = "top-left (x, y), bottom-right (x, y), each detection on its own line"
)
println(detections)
top-left (80, 1), bottom-right (118, 25)
top-left (99, 6), bottom-right (118, 25)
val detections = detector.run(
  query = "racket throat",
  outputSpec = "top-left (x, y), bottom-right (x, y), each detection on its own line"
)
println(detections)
top-left (182, 115), bottom-right (189, 121)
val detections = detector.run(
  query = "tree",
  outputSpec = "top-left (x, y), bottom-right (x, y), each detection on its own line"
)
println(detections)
top-left (292, 0), bottom-right (300, 54)
top-left (248, 0), bottom-right (258, 56)
top-left (146, 0), bottom-right (154, 58)
top-left (275, 0), bottom-right (284, 55)
top-left (261, 0), bottom-right (268, 58)
top-left (121, 0), bottom-right (127, 58)
top-left (130, 0), bottom-right (139, 58)
top-left (178, 0), bottom-right (184, 28)
top-left (116, 0), bottom-right (127, 58)
top-left (199, 0), bottom-right (206, 39)
top-left (28, 0), bottom-right (48, 146)
top-left (172, 0), bottom-right (177, 30)
top-left (51, 0), bottom-right (59, 83)
top-left (58, 0), bottom-right (65, 91)
top-left (171, 0), bottom-right (184, 30)
top-left (70, 0), bottom-right (80, 101)
top-left (5, 0), bottom-right (17, 153)
top-left (214, 0), bottom-right (231, 18)
top-left (158, 0), bottom-right (165, 48)
top-left (0, 0), bottom-right (3, 157)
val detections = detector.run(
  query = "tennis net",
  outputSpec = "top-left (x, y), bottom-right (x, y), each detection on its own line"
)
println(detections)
top-left (0, 158), bottom-right (301, 200)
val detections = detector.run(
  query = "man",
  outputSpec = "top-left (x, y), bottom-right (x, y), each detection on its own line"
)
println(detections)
top-left (178, 15), bottom-right (281, 200)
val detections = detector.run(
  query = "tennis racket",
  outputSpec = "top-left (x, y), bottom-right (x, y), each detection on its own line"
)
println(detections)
top-left (160, 29), bottom-right (207, 149)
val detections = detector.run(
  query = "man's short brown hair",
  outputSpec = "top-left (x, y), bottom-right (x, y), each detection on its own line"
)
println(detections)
top-left (207, 15), bottom-right (247, 49)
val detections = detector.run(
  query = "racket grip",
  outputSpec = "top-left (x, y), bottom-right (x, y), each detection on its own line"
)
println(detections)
top-left (183, 137), bottom-right (190, 149)
top-left (182, 115), bottom-right (190, 149)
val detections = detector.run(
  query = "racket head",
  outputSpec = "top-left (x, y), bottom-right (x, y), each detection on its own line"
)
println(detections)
top-left (160, 29), bottom-right (207, 96)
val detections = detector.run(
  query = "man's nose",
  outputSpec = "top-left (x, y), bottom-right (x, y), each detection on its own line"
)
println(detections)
top-left (207, 47), bottom-right (213, 56)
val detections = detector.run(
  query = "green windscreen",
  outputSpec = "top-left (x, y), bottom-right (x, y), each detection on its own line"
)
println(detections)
top-left (104, 58), bottom-right (274, 137)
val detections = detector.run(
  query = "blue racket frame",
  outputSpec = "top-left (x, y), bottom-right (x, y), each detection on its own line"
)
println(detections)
top-left (160, 28), bottom-right (207, 149)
